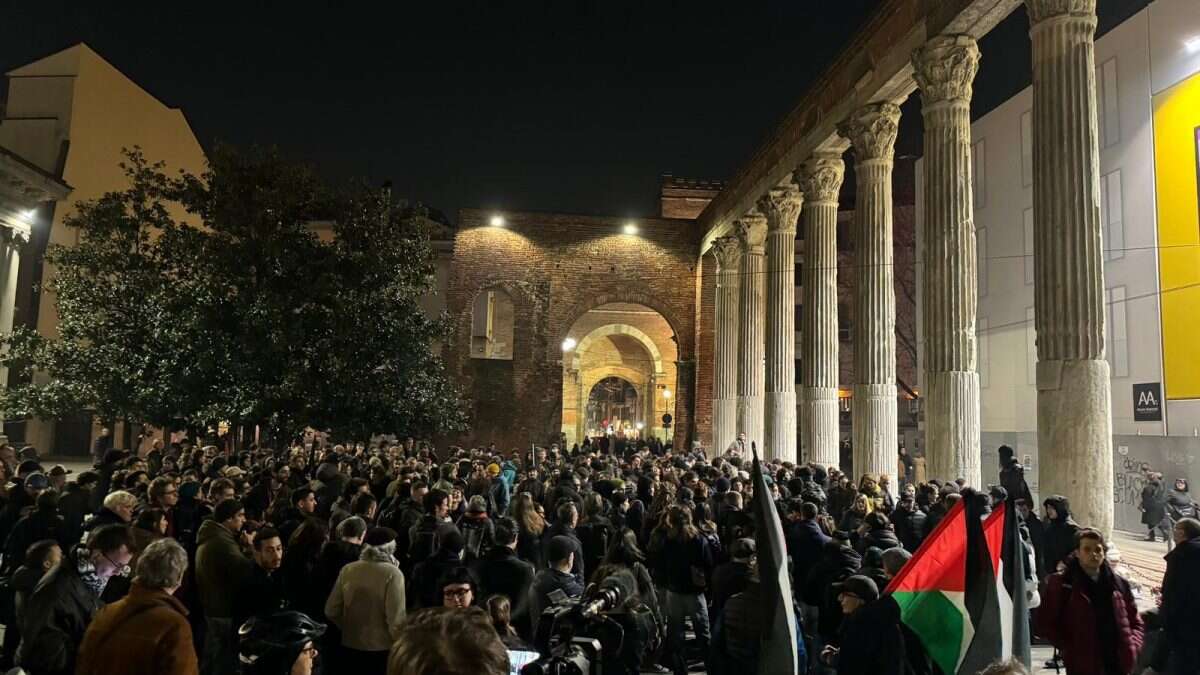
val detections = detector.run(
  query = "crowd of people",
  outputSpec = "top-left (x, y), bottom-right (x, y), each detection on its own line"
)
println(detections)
top-left (0, 434), bottom-right (1193, 675)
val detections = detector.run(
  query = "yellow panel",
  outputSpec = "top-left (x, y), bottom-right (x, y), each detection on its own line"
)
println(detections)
top-left (1153, 72), bottom-right (1200, 400)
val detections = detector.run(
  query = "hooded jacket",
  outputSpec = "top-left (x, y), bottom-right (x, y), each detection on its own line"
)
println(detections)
top-left (1041, 495), bottom-right (1080, 577)
top-left (325, 543), bottom-right (407, 652)
top-left (1037, 556), bottom-right (1144, 675)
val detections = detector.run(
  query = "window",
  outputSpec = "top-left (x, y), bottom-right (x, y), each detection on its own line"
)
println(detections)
top-left (1105, 286), bottom-right (1129, 378)
top-left (1023, 208), bottom-right (1035, 286)
top-left (971, 140), bottom-right (987, 209)
top-left (471, 287), bottom-right (515, 360)
top-left (1100, 169), bottom-right (1124, 261)
top-left (977, 226), bottom-right (988, 298)
top-left (838, 303), bottom-right (852, 343)
top-left (1026, 307), bottom-right (1037, 385)
top-left (978, 317), bottom-right (990, 389)
top-left (1020, 110), bottom-right (1033, 187)
top-left (1096, 57), bottom-right (1120, 149)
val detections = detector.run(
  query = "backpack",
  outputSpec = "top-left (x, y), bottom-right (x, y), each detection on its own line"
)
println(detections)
top-left (408, 518), bottom-right (440, 568)
top-left (576, 521), bottom-right (612, 581)
top-left (462, 521), bottom-right (488, 561)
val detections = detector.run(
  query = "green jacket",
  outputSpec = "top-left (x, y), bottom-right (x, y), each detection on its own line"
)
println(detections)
top-left (194, 519), bottom-right (253, 618)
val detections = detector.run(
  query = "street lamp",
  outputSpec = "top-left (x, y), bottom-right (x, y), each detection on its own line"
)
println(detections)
top-left (662, 388), bottom-right (672, 400)
top-left (489, 215), bottom-right (505, 227)
top-left (561, 337), bottom-right (577, 351)
top-left (623, 222), bottom-right (638, 235)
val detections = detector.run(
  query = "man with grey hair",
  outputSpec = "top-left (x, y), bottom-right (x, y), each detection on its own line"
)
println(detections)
top-left (76, 538), bottom-right (198, 674)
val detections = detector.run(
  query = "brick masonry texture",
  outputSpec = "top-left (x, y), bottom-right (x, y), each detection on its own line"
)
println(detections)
top-left (447, 209), bottom-right (702, 452)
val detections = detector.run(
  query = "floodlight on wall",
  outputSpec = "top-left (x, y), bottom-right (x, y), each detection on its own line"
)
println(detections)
top-left (489, 215), bottom-right (505, 227)
top-left (662, 388), bottom-right (672, 400)
top-left (623, 222), bottom-right (638, 235)
top-left (636, 422), bottom-right (645, 431)
top-left (1186, 35), bottom-right (1200, 54)
top-left (18, 209), bottom-right (36, 223)
top-left (561, 337), bottom-right (577, 351)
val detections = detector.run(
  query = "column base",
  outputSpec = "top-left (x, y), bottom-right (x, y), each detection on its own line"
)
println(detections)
top-left (925, 370), bottom-right (981, 488)
top-left (851, 383), bottom-right (898, 496)
top-left (1037, 358), bottom-right (1113, 537)
top-left (801, 387), bottom-right (840, 469)
top-left (713, 397), bottom-right (738, 456)
top-left (765, 390), bottom-right (797, 463)
top-left (736, 395), bottom-right (765, 453)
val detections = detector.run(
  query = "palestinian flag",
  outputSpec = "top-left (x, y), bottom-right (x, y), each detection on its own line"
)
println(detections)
top-left (749, 446), bottom-right (798, 675)
top-left (885, 492), bottom-right (1030, 674)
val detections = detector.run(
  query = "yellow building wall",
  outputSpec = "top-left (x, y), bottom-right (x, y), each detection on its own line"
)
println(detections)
top-left (1153, 71), bottom-right (1200, 400)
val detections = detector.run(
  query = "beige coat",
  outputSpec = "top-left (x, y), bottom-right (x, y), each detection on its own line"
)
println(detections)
top-left (324, 546), bottom-right (407, 652)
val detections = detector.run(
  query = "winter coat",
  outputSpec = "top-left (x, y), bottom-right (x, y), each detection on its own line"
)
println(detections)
top-left (75, 582), bottom-right (198, 675)
top-left (456, 512), bottom-right (496, 561)
top-left (858, 526), bottom-right (901, 555)
top-left (194, 518), bottom-right (253, 618)
top-left (652, 534), bottom-right (714, 595)
top-left (1139, 480), bottom-right (1167, 527)
top-left (891, 506), bottom-right (927, 552)
top-left (803, 541), bottom-right (861, 642)
top-left (1160, 536), bottom-right (1200, 671)
top-left (233, 564), bottom-right (288, 627)
top-left (1041, 495), bottom-right (1081, 578)
top-left (710, 560), bottom-right (753, 619)
top-left (834, 599), bottom-right (905, 675)
top-left (310, 540), bottom-right (362, 618)
top-left (785, 518), bottom-right (830, 584)
top-left (3, 509), bottom-right (66, 573)
top-left (15, 548), bottom-right (100, 675)
top-left (541, 522), bottom-right (585, 582)
top-left (530, 568), bottom-right (584, 636)
top-left (56, 485), bottom-right (92, 548)
top-left (1037, 558), bottom-right (1144, 675)
top-left (410, 548), bottom-right (465, 609)
top-left (1165, 489), bottom-right (1197, 520)
top-left (325, 545), bottom-right (407, 652)
top-left (471, 546), bottom-right (536, 637)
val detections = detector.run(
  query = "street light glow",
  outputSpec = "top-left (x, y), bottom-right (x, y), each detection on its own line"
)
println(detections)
top-left (662, 388), bottom-right (672, 399)
top-left (561, 337), bottom-right (577, 351)
top-left (18, 209), bottom-right (36, 223)
top-left (1186, 35), bottom-right (1200, 54)
top-left (623, 222), bottom-right (638, 235)
top-left (489, 215), bottom-right (505, 227)
top-left (636, 422), bottom-right (644, 430)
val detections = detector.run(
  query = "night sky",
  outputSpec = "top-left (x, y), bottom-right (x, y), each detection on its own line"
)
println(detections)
top-left (2, 1), bottom-right (1149, 223)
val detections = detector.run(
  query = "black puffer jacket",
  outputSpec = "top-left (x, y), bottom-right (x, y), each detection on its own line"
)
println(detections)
top-left (16, 548), bottom-right (101, 675)
top-left (803, 540), bottom-right (861, 642)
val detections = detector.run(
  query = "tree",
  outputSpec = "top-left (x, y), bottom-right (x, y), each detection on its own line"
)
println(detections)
top-left (1, 145), bottom-right (465, 442)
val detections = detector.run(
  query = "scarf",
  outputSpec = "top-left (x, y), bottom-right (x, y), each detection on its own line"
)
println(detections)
top-left (73, 548), bottom-right (109, 597)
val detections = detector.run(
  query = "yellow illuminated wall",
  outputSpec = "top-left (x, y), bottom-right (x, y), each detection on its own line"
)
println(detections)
top-left (1153, 71), bottom-right (1200, 400)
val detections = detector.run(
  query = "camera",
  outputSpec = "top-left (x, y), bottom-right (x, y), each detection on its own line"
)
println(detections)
top-left (521, 576), bottom-right (629, 675)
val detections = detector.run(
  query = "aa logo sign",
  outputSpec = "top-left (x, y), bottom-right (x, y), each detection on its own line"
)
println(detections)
top-left (1133, 383), bottom-right (1163, 422)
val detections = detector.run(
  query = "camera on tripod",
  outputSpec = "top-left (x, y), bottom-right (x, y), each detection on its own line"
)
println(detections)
top-left (520, 577), bottom-right (628, 675)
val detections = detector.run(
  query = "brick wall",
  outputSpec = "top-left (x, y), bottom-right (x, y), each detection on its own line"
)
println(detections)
top-left (447, 209), bottom-right (701, 452)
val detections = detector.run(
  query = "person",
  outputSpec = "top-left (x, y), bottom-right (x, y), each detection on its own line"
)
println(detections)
top-left (530, 535), bottom-right (584, 636)
top-left (3, 490), bottom-right (65, 575)
top-left (408, 488), bottom-right (452, 569)
top-left (653, 505), bottom-right (714, 675)
top-left (470, 516), bottom-right (535, 638)
top-left (438, 565), bottom-right (477, 608)
top-left (486, 594), bottom-right (532, 649)
top-left (1165, 479), bottom-right (1197, 532)
top-left (1160, 517), bottom-right (1200, 675)
top-left (785, 501), bottom-right (830, 584)
top-left (195, 498), bottom-right (254, 675)
top-left (278, 519), bottom-right (329, 621)
top-left (857, 511), bottom-right (901, 554)
top-left (91, 427), bottom-right (112, 466)
top-left (1037, 528), bottom-right (1144, 675)
top-left (456, 495), bottom-right (495, 561)
top-left (1, 539), bottom-right (61, 664)
top-left (325, 526), bottom-right (406, 672)
top-left (486, 462), bottom-right (509, 517)
top-left (238, 611), bottom-right (326, 675)
top-left (147, 475), bottom-right (179, 537)
top-left (56, 471), bottom-right (97, 550)
top-left (1139, 471), bottom-right (1168, 543)
top-left (234, 526), bottom-right (288, 626)
top-left (1040, 495), bottom-right (1080, 578)
top-left (710, 537), bottom-right (754, 619)
top-left (76, 538), bottom-right (197, 675)
top-left (16, 524), bottom-right (133, 675)
top-left (820, 575), bottom-right (904, 675)
top-left (277, 487), bottom-right (319, 546)
top-left (802, 532), bottom-right (861, 646)
top-left (890, 492), bottom-right (927, 552)
top-left (386, 607), bottom-right (509, 675)
top-left (411, 527), bottom-right (467, 608)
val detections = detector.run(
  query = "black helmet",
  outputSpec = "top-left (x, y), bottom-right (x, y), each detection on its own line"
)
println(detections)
top-left (238, 611), bottom-right (326, 674)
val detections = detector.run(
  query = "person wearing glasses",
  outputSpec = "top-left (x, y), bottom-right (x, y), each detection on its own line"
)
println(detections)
top-left (76, 538), bottom-right (197, 675)
top-left (147, 476), bottom-right (179, 538)
top-left (16, 524), bottom-right (134, 675)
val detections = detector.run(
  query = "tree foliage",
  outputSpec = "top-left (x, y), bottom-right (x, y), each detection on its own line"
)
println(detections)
top-left (0, 145), bottom-right (465, 440)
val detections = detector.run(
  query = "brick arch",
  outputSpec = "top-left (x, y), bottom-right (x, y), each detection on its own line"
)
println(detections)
top-left (569, 323), bottom-right (665, 375)
top-left (555, 285), bottom-right (689, 359)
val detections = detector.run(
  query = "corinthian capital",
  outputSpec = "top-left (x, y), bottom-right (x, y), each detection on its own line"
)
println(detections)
top-left (734, 210), bottom-right (768, 253)
top-left (711, 235), bottom-right (743, 272)
top-left (838, 102), bottom-right (901, 163)
top-left (912, 35), bottom-right (980, 106)
top-left (1024, 0), bottom-right (1096, 24)
top-left (757, 182), bottom-right (803, 234)
top-left (797, 155), bottom-right (846, 206)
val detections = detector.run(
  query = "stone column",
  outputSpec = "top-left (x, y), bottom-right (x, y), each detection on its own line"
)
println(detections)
top-left (913, 35), bottom-right (982, 488)
top-left (711, 236), bottom-right (742, 455)
top-left (1027, 0), bottom-right (1113, 536)
top-left (758, 183), bottom-right (803, 462)
top-left (797, 152), bottom-right (846, 469)
top-left (839, 102), bottom-right (901, 495)
top-left (736, 211), bottom-right (768, 451)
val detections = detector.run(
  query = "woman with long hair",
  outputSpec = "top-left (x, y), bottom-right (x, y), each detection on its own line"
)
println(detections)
top-left (657, 505), bottom-right (713, 675)
top-left (604, 528), bottom-right (661, 622)
top-left (511, 492), bottom-right (546, 567)
top-left (486, 595), bottom-right (532, 650)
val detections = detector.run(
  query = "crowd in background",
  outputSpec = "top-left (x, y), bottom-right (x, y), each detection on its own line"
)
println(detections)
top-left (0, 432), bottom-right (1192, 675)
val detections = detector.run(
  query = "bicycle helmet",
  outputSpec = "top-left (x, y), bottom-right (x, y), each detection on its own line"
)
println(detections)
top-left (238, 611), bottom-right (326, 675)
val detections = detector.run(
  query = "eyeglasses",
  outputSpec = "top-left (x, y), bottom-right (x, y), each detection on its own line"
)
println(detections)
top-left (443, 587), bottom-right (472, 598)
top-left (101, 551), bottom-right (131, 574)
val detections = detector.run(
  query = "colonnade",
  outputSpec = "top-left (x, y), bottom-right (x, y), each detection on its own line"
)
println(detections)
top-left (709, 0), bottom-right (1112, 524)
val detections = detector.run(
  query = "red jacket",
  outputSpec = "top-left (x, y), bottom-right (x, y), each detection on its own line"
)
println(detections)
top-left (1037, 559), bottom-right (1144, 674)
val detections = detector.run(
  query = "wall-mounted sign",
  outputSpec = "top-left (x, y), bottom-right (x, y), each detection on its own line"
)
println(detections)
top-left (1133, 382), bottom-right (1163, 422)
